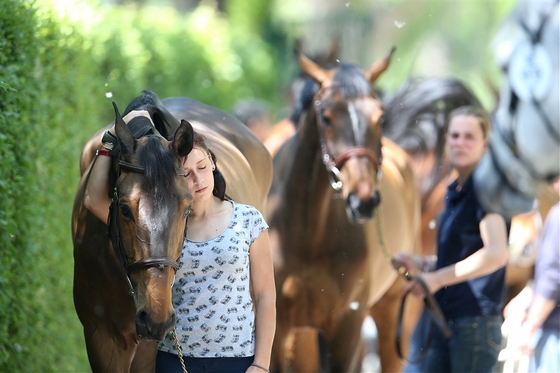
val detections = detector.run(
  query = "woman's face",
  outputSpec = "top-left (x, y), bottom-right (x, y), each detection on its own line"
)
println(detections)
top-left (446, 114), bottom-right (487, 171)
top-left (183, 148), bottom-right (215, 202)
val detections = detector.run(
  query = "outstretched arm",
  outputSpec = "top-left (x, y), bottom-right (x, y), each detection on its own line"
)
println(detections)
top-left (406, 213), bottom-right (508, 297)
top-left (84, 110), bottom-right (151, 222)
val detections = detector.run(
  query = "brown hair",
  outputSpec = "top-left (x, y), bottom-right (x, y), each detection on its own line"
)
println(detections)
top-left (447, 106), bottom-right (491, 139)
top-left (192, 133), bottom-right (227, 200)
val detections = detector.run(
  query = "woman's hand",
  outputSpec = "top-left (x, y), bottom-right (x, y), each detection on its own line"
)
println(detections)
top-left (392, 253), bottom-right (416, 273)
top-left (401, 271), bottom-right (443, 299)
top-left (122, 110), bottom-right (151, 125)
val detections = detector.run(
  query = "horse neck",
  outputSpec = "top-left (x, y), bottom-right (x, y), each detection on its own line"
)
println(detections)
top-left (283, 109), bottom-right (342, 250)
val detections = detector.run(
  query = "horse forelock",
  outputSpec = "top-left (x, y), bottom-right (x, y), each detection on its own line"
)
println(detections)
top-left (138, 136), bottom-right (178, 206)
top-left (332, 64), bottom-right (372, 99)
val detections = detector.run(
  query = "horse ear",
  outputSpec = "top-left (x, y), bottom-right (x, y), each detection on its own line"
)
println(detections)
top-left (172, 119), bottom-right (194, 158)
top-left (298, 53), bottom-right (335, 86)
top-left (364, 47), bottom-right (396, 84)
top-left (112, 102), bottom-right (135, 158)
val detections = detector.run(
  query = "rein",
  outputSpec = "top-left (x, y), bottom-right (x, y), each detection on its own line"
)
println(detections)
top-left (108, 159), bottom-right (186, 296)
top-left (375, 206), bottom-right (452, 363)
top-left (313, 88), bottom-right (382, 191)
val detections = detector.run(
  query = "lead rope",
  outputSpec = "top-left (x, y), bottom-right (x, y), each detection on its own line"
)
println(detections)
top-left (376, 205), bottom-right (411, 278)
top-left (172, 328), bottom-right (188, 373)
top-left (375, 206), bottom-right (393, 263)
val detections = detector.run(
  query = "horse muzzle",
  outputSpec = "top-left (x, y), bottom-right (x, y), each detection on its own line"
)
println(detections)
top-left (346, 190), bottom-right (381, 224)
top-left (135, 307), bottom-right (176, 341)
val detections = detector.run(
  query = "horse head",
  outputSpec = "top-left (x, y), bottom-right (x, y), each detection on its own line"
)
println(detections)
top-left (298, 48), bottom-right (394, 224)
top-left (474, 0), bottom-right (559, 218)
top-left (109, 102), bottom-right (194, 340)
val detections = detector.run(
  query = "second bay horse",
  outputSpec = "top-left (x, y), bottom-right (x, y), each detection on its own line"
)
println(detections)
top-left (268, 51), bottom-right (422, 372)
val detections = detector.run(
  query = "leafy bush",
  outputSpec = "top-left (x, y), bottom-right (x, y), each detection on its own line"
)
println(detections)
top-left (0, 0), bottom-right (282, 371)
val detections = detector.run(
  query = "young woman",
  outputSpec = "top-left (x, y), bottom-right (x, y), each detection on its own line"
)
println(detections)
top-left (85, 110), bottom-right (276, 373)
top-left (393, 106), bottom-right (509, 373)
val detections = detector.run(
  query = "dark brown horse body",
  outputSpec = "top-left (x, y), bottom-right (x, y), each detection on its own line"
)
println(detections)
top-left (268, 53), bottom-right (421, 372)
top-left (73, 92), bottom-right (272, 372)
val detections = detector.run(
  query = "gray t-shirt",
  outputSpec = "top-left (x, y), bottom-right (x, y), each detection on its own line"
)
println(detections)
top-left (158, 201), bottom-right (268, 357)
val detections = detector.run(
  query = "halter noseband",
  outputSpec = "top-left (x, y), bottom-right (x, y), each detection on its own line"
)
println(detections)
top-left (314, 87), bottom-right (382, 191)
top-left (108, 159), bottom-right (187, 296)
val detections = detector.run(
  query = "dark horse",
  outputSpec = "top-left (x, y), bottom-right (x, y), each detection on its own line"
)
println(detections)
top-left (268, 51), bottom-right (422, 372)
top-left (73, 91), bottom-right (272, 372)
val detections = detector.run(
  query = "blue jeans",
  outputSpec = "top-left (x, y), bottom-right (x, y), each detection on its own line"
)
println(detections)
top-left (155, 350), bottom-right (254, 373)
top-left (530, 327), bottom-right (560, 373)
top-left (405, 309), bottom-right (503, 373)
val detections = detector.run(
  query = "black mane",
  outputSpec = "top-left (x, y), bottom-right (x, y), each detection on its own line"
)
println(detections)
top-left (332, 64), bottom-right (372, 99)
top-left (382, 77), bottom-right (481, 193)
top-left (138, 136), bottom-right (177, 207)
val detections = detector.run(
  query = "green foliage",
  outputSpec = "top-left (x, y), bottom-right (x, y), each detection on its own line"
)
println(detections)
top-left (0, 0), bottom-right (282, 371)
top-left (0, 0), bottom-right (45, 370)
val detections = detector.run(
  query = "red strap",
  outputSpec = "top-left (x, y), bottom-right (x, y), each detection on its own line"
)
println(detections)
top-left (96, 149), bottom-right (111, 157)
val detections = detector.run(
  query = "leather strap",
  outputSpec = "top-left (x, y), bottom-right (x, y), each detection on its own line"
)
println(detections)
top-left (396, 275), bottom-right (452, 363)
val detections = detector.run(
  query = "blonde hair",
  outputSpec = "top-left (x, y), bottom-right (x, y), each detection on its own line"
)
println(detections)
top-left (447, 106), bottom-right (491, 139)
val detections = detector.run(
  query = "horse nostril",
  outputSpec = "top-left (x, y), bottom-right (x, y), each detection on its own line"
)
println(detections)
top-left (347, 191), bottom-right (381, 220)
top-left (137, 309), bottom-right (149, 327)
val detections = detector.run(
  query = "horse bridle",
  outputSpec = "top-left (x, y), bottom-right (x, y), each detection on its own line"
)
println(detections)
top-left (108, 159), bottom-right (188, 296)
top-left (505, 0), bottom-right (559, 146)
top-left (314, 87), bottom-right (382, 191)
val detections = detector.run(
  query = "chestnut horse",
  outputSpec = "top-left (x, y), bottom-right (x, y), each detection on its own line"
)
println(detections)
top-left (73, 90), bottom-right (272, 372)
top-left (268, 51), bottom-right (422, 372)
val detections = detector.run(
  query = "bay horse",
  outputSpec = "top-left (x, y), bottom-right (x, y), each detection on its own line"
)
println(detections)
top-left (267, 50), bottom-right (422, 372)
top-left (473, 0), bottom-right (559, 218)
top-left (73, 90), bottom-right (272, 372)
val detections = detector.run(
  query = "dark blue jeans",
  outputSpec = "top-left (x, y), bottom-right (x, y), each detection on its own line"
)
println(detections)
top-left (155, 350), bottom-right (254, 373)
top-left (405, 309), bottom-right (503, 373)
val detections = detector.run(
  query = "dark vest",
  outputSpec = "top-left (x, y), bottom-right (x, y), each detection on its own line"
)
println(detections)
top-left (435, 175), bottom-right (508, 320)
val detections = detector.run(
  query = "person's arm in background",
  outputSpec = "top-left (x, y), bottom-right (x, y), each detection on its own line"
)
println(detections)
top-left (519, 204), bottom-right (560, 353)
top-left (248, 230), bottom-right (276, 373)
top-left (405, 213), bottom-right (509, 297)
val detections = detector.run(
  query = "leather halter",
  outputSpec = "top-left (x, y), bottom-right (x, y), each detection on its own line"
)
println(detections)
top-left (314, 87), bottom-right (382, 191)
top-left (108, 159), bottom-right (187, 296)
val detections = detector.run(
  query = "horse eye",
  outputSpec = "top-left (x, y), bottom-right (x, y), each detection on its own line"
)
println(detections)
top-left (378, 114), bottom-right (386, 125)
top-left (321, 113), bottom-right (332, 127)
top-left (120, 204), bottom-right (133, 219)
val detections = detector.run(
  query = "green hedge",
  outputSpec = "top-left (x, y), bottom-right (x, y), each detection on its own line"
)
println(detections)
top-left (0, 0), bottom-right (282, 371)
